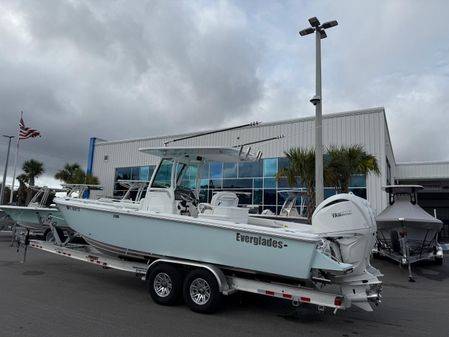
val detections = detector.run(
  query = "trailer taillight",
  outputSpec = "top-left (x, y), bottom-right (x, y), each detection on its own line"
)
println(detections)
top-left (334, 297), bottom-right (343, 306)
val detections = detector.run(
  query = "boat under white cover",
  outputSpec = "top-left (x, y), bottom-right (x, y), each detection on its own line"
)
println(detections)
top-left (55, 146), bottom-right (382, 311)
top-left (376, 185), bottom-right (443, 265)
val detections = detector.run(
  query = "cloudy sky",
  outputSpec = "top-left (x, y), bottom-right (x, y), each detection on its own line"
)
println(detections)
top-left (0, 0), bottom-right (448, 188)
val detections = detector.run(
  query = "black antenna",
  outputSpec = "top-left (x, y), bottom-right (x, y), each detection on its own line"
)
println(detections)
top-left (164, 121), bottom-right (261, 146)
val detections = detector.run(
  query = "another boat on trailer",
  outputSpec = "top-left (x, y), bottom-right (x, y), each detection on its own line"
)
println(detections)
top-left (54, 146), bottom-right (382, 313)
top-left (0, 185), bottom-right (102, 241)
top-left (375, 185), bottom-right (444, 281)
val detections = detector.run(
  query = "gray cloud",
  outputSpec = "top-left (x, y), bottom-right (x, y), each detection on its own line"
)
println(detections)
top-left (0, 0), bottom-right (448, 188)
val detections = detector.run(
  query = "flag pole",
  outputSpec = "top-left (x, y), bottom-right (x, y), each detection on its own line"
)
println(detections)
top-left (9, 112), bottom-right (22, 204)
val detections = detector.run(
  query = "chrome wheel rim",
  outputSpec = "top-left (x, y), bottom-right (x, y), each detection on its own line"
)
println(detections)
top-left (153, 273), bottom-right (172, 298)
top-left (189, 278), bottom-right (210, 305)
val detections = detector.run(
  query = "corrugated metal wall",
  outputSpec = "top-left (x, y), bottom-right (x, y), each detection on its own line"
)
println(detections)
top-left (91, 107), bottom-right (390, 214)
top-left (396, 162), bottom-right (449, 179)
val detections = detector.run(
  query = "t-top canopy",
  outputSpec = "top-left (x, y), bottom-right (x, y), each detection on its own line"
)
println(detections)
top-left (139, 146), bottom-right (260, 163)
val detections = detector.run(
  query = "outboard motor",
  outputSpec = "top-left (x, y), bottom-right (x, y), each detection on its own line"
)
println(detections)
top-left (312, 193), bottom-right (382, 311)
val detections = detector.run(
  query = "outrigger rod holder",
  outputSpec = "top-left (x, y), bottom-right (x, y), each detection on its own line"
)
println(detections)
top-left (164, 121), bottom-right (261, 146)
top-left (234, 134), bottom-right (285, 148)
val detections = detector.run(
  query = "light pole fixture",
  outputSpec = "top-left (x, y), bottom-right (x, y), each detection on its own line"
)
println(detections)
top-left (299, 17), bottom-right (338, 205)
top-left (1, 135), bottom-right (14, 204)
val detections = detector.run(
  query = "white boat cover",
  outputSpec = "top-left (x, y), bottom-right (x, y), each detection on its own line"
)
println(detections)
top-left (376, 199), bottom-right (442, 230)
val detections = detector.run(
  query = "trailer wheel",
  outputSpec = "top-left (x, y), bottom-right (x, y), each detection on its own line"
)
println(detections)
top-left (44, 228), bottom-right (66, 242)
top-left (183, 269), bottom-right (222, 314)
top-left (43, 229), bottom-right (54, 242)
top-left (148, 264), bottom-right (182, 305)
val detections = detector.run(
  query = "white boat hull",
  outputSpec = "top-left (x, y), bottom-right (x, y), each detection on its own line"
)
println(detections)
top-left (0, 206), bottom-right (68, 231)
top-left (57, 199), bottom-right (349, 280)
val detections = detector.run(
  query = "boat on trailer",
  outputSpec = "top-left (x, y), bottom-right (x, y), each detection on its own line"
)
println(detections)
top-left (54, 146), bottom-right (382, 313)
top-left (375, 185), bottom-right (443, 280)
top-left (0, 185), bottom-right (102, 241)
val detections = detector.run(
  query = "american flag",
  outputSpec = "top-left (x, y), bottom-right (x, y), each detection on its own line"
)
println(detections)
top-left (19, 113), bottom-right (41, 140)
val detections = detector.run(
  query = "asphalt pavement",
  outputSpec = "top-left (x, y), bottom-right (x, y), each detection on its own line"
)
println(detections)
top-left (0, 231), bottom-right (448, 337)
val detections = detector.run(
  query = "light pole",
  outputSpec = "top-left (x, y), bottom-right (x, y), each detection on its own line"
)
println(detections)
top-left (299, 17), bottom-right (338, 205)
top-left (1, 135), bottom-right (14, 204)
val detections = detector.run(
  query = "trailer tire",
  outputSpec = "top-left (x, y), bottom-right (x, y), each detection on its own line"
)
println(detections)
top-left (183, 269), bottom-right (222, 314)
top-left (44, 228), bottom-right (66, 242)
top-left (148, 264), bottom-right (182, 306)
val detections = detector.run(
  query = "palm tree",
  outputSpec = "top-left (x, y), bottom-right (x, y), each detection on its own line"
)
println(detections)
top-left (276, 148), bottom-right (316, 223)
top-left (16, 173), bottom-right (29, 206)
top-left (22, 159), bottom-right (44, 186)
top-left (327, 145), bottom-right (380, 193)
top-left (55, 163), bottom-right (100, 185)
top-left (55, 163), bottom-right (83, 184)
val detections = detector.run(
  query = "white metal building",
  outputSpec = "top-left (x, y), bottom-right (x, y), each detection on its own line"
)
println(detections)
top-left (87, 107), bottom-right (449, 225)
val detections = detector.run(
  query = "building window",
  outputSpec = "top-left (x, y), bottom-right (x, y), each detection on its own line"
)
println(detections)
top-left (223, 162), bottom-right (238, 178)
top-left (113, 165), bottom-right (155, 197)
top-left (209, 161), bottom-right (223, 179)
top-left (263, 158), bottom-right (278, 177)
top-left (238, 161), bottom-right (262, 178)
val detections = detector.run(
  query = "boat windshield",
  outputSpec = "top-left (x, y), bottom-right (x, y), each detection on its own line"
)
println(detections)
top-left (151, 159), bottom-right (186, 188)
top-left (178, 162), bottom-right (200, 190)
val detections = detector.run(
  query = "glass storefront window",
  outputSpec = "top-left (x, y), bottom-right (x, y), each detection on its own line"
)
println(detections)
top-left (210, 161), bottom-right (222, 179)
top-left (324, 188), bottom-right (338, 199)
top-left (199, 163), bottom-right (209, 179)
top-left (223, 178), bottom-right (253, 189)
top-left (277, 177), bottom-right (291, 189)
top-left (263, 178), bottom-right (276, 189)
top-left (115, 167), bottom-right (131, 180)
top-left (349, 175), bottom-right (366, 188)
top-left (263, 189), bottom-right (277, 205)
top-left (131, 167), bottom-right (140, 180)
top-left (209, 179), bottom-right (222, 189)
top-left (253, 189), bottom-right (262, 205)
top-left (139, 166), bottom-right (150, 181)
top-left (114, 156), bottom-right (368, 211)
top-left (238, 161), bottom-right (262, 178)
top-left (263, 158), bottom-right (278, 177)
top-left (223, 162), bottom-right (238, 178)
top-left (278, 157), bottom-right (289, 171)
top-left (253, 178), bottom-right (263, 189)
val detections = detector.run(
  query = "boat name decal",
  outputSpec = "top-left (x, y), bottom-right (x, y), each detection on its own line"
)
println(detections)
top-left (332, 210), bottom-right (351, 218)
top-left (236, 233), bottom-right (285, 249)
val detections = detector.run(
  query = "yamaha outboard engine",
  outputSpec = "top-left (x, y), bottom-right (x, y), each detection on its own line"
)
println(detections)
top-left (312, 193), bottom-right (382, 311)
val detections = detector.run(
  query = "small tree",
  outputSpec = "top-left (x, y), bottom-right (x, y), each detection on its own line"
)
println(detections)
top-left (55, 163), bottom-right (100, 185)
top-left (22, 159), bottom-right (44, 204)
top-left (22, 159), bottom-right (44, 187)
top-left (327, 145), bottom-right (380, 193)
top-left (276, 148), bottom-right (315, 223)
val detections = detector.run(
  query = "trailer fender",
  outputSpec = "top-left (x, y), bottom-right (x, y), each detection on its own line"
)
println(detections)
top-left (146, 259), bottom-right (231, 294)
